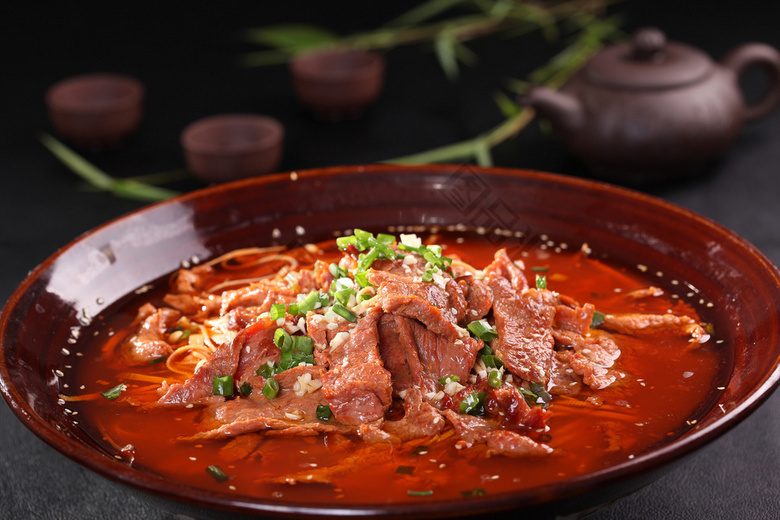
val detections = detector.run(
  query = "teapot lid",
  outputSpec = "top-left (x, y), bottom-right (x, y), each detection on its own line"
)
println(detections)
top-left (585, 28), bottom-right (713, 89)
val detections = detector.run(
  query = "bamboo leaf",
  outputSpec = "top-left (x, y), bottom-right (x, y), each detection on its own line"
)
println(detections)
top-left (40, 134), bottom-right (115, 190)
top-left (493, 90), bottom-right (521, 118)
top-left (40, 134), bottom-right (178, 202)
top-left (473, 139), bottom-right (493, 167)
top-left (434, 32), bottom-right (459, 80)
top-left (385, 0), bottom-right (469, 27)
top-left (243, 24), bottom-right (338, 50)
top-left (453, 41), bottom-right (478, 67)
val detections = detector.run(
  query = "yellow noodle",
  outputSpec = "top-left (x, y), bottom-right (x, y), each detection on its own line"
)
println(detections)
top-left (59, 391), bottom-right (105, 402)
top-left (203, 246), bottom-right (288, 268)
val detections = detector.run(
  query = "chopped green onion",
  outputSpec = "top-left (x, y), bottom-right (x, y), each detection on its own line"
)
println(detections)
top-left (438, 375), bottom-right (459, 385)
top-left (459, 392), bottom-right (486, 416)
top-left (336, 235), bottom-right (356, 250)
top-left (467, 320), bottom-right (498, 342)
top-left (274, 328), bottom-right (293, 351)
top-left (292, 335), bottom-right (314, 355)
top-left (206, 465), bottom-right (230, 483)
top-left (213, 375), bottom-right (234, 397)
top-left (408, 490), bottom-right (433, 497)
top-left (101, 383), bottom-right (125, 401)
top-left (328, 262), bottom-right (348, 278)
top-left (354, 271), bottom-right (371, 288)
top-left (421, 269), bottom-right (434, 282)
top-left (519, 386), bottom-right (539, 407)
top-left (590, 310), bottom-right (606, 328)
top-left (357, 247), bottom-right (381, 272)
top-left (535, 274), bottom-right (547, 290)
top-left (368, 237), bottom-right (396, 259)
top-left (287, 303), bottom-right (299, 316)
top-left (354, 228), bottom-right (372, 245)
top-left (528, 381), bottom-right (552, 408)
top-left (333, 287), bottom-right (354, 306)
top-left (257, 361), bottom-right (275, 378)
top-left (239, 381), bottom-right (252, 397)
top-left (531, 266), bottom-right (550, 272)
top-left (262, 377), bottom-right (279, 399)
top-left (316, 404), bottom-right (332, 421)
top-left (482, 354), bottom-right (504, 369)
top-left (332, 304), bottom-right (357, 322)
top-left (297, 291), bottom-right (326, 315)
top-left (377, 233), bottom-right (395, 245)
top-left (269, 303), bottom-right (286, 321)
top-left (487, 370), bottom-right (502, 388)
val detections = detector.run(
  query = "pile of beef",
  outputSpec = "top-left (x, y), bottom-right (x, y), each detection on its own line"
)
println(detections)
top-left (119, 244), bottom-right (703, 459)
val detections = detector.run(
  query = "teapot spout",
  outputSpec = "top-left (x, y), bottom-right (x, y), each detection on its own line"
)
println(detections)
top-left (519, 86), bottom-right (584, 136)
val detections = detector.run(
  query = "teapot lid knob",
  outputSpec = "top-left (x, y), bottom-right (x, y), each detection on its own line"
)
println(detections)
top-left (584, 26), bottom-right (712, 89)
top-left (632, 28), bottom-right (667, 61)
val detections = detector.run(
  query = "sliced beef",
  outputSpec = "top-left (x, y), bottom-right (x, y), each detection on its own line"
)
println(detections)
top-left (553, 329), bottom-right (622, 390)
top-left (601, 312), bottom-right (707, 343)
top-left (483, 248), bottom-right (529, 293)
top-left (368, 269), bottom-right (466, 341)
top-left (376, 314), bottom-right (421, 394)
top-left (555, 295), bottom-right (595, 336)
top-left (487, 386), bottom-right (550, 431)
top-left (219, 279), bottom-right (297, 316)
top-left (486, 430), bottom-right (553, 457)
top-left (306, 313), bottom-right (354, 369)
top-left (372, 252), bottom-right (426, 277)
top-left (234, 316), bottom-right (281, 388)
top-left (320, 306), bottom-right (393, 425)
top-left (548, 354), bottom-right (583, 395)
top-left (382, 387), bottom-right (446, 441)
top-left (457, 275), bottom-right (493, 322)
top-left (441, 409), bottom-right (551, 457)
top-left (487, 279), bottom-right (557, 384)
top-left (118, 303), bottom-right (181, 365)
top-left (158, 317), bottom-right (277, 406)
top-left (185, 366), bottom-right (355, 440)
top-left (169, 264), bottom-right (214, 294)
top-left (162, 293), bottom-right (219, 319)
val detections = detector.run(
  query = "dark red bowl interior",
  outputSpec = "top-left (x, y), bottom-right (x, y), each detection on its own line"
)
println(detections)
top-left (2, 165), bottom-right (779, 518)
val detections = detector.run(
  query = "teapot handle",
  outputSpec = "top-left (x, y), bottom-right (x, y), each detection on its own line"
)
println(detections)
top-left (721, 43), bottom-right (780, 122)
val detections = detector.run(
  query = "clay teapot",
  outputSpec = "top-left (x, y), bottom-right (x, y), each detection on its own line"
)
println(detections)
top-left (520, 28), bottom-right (780, 181)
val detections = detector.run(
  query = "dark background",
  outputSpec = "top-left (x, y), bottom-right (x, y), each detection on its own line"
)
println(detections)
top-left (1, 1), bottom-right (779, 518)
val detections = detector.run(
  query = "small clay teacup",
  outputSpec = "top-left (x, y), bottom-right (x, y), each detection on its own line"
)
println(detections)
top-left (180, 114), bottom-right (284, 184)
top-left (45, 73), bottom-right (144, 150)
top-left (290, 48), bottom-right (385, 120)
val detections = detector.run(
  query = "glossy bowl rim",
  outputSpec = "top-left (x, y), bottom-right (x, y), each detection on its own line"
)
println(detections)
top-left (2, 164), bottom-right (779, 518)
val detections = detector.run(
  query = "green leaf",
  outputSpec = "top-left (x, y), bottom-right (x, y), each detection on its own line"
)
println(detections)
top-left (385, 0), bottom-right (469, 28)
top-left (101, 383), bottom-right (125, 401)
top-left (40, 134), bottom-right (179, 202)
top-left (434, 32), bottom-right (459, 80)
top-left (206, 465), bottom-right (230, 483)
top-left (243, 24), bottom-right (338, 50)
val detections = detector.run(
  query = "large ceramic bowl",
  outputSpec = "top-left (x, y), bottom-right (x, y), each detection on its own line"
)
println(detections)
top-left (2, 165), bottom-right (779, 519)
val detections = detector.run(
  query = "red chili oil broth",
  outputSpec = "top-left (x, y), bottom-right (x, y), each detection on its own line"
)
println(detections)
top-left (63, 232), bottom-right (729, 505)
